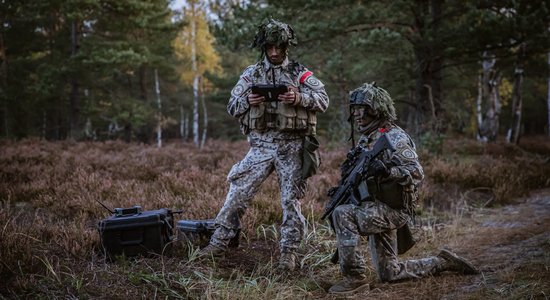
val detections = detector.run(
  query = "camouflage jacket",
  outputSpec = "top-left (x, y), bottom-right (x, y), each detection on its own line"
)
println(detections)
top-left (227, 57), bottom-right (329, 136)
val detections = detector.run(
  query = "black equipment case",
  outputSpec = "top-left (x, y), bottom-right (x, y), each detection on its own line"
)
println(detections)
top-left (176, 219), bottom-right (239, 248)
top-left (98, 206), bottom-right (174, 259)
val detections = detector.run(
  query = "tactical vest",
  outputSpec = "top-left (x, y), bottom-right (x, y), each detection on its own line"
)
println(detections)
top-left (241, 95), bottom-right (317, 136)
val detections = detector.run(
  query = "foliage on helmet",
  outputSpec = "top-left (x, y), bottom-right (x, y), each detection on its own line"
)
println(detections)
top-left (250, 19), bottom-right (297, 51)
top-left (349, 82), bottom-right (397, 121)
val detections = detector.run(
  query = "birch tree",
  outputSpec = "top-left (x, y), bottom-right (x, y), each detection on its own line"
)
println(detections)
top-left (173, 0), bottom-right (221, 147)
top-left (154, 69), bottom-right (162, 148)
top-left (506, 44), bottom-right (526, 144)
top-left (200, 77), bottom-right (208, 148)
top-left (477, 52), bottom-right (502, 142)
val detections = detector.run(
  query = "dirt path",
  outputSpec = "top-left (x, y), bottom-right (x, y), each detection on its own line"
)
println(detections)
top-left (452, 188), bottom-right (550, 299)
top-left (318, 188), bottom-right (550, 299)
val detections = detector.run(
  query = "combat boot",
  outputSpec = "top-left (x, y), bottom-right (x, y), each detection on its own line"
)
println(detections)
top-left (328, 274), bottom-right (370, 295)
top-left (437, 248), bottom-right (479, 275)
top-left (197, 244), bottom-right (226, 259)
top-left (277, 252), bottom-right (297, 271)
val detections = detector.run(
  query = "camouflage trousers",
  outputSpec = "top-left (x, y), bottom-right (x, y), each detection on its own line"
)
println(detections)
top-left (210, 132), bottom-right (307, 253)
top-left (332, 201), bottom-right (443, 282)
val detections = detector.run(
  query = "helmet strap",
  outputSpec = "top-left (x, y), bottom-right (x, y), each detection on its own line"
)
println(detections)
top-left (348, 105), bottom-right (355, 149)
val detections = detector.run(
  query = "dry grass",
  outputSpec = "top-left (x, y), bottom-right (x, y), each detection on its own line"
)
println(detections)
top-left (0, 136), bottom-right (549, 299)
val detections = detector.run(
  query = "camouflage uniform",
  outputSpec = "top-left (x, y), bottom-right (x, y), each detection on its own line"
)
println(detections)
top-left (332, 126), bottom-right (437, 281)
top-left (330, 83), bottom-right (477, 291)
top-left (209, 49), bottom-right (329, 253)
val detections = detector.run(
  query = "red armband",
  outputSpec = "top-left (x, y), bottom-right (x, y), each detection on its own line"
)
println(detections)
top-left (299, 71), bottom-right (313, 84)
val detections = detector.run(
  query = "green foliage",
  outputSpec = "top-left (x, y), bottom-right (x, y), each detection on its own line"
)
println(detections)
top-left (0, 0), bottom-right (181, 141)
top-left (1, 0), bottom-right (550, 141)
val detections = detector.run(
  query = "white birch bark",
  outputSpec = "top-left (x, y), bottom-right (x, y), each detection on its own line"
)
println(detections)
top-left (191, 1), bottom-right (200, 147)
top-left (478, 51), bottom-right (500, 142)
top-left (476, 73), bottom-right (483, 139)
top-left (154, 69), bottom-right (162, 148)
top-left (180, 105), bottom-right (185, 142)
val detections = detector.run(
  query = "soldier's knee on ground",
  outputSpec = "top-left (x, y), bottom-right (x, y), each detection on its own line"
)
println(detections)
top-left (332, 204), bottom-right (354, 223)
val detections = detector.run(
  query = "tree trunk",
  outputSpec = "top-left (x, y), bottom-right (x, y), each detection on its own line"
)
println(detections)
top-left (193, 75), bottom-right (200, 147)
top-left (476, 73), bottom-right (483, 138)
top-left (0, 31), bottom-right (8, 138)
top-left (179, 106), bottom-right (191, 142)
top-left (478, 51), bottom-right (501, 142)
top-left (180, 105), bottom-right (185, 141)
top-left (154, 69), bottom-right (162, 148)
top-left (411, 0), bottom-right (444, 135)
top-left (200, 78), bottom-right (208, 148)
top-left (185, 112), bottom-right (190, 140)
top-left (69, 20), bottom-right (80, 140)
top-left (190, 1), bottom-right (200, 147)
top-left (547, 49), bottom-right (550, 137)
top-left (507, 45), bottom-right (525, 144)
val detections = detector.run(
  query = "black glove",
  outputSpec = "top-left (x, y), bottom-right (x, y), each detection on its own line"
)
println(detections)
top-left (367, 159), bottom-right (390, 178)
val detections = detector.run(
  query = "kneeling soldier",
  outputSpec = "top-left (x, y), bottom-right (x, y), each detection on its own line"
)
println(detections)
top-left (328, 82), bottom-right (478, 295)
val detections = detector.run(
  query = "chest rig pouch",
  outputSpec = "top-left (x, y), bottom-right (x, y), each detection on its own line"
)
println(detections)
top-left (241, 61), bottom-right (317, 135)
top-left (366, 178), bottom-right (405, 210)
top-left (246, 101), bottom-right (315, 134)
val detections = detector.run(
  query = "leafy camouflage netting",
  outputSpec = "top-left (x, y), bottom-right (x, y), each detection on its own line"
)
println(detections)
top-left (349, 82), bottom-right (397, 122)
top-left (250, 18), bottom-right (297, 50)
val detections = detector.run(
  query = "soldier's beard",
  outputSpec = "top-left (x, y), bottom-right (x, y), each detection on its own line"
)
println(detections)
top-left (267, 54), bottom-right (285, 65)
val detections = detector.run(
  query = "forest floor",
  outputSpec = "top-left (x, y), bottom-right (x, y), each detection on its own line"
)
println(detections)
top-left (1, 138), bottom-right (549, 299)
top-left (213, 188), bottom-right (550, 299)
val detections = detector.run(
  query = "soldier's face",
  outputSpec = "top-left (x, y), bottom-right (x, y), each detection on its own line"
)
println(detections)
top-left (352, 105), bottom-right (378, 127)
top-left (266, 44), bottom-right (286, 65)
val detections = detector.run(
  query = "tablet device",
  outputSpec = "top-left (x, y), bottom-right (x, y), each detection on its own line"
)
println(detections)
top-left (250, 84), bottom-right (288, 102)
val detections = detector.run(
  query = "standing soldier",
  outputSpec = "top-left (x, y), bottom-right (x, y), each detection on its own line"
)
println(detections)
top-left (327, 82), bottom-right (478, 295)
top-left (198, 19), bottom-right (329, 271)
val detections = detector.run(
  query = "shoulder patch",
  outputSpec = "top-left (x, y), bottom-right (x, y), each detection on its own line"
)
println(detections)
top-left (386, 129), bottom-right (418, 160)
top-left (299, 71), bottom-right (313, 84)
top-left (232, 66), bottom-right (256, 97)
top-left (302, 73), bottom-right (324, 90)
top-left (231, 82), bottom-right (248, 97)
top-left (241, 76), bottom-right (252, 84)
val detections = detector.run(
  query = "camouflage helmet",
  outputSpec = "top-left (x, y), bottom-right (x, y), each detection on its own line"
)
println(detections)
top-left (349, 82), bottom-right (397, 122)
top-left (250, 19), bottom-right (297, 51)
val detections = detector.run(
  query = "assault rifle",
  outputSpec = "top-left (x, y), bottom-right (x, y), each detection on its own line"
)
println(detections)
top-left (321, 134), bottom-right (396, 221)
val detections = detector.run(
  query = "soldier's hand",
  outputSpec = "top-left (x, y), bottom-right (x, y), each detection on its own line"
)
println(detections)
top-left (278, 86), bottom-right (301, 105)
top-left (367, 159), bottom-right (390, 178)
top-left (248, 93), bottom-right (265, 106)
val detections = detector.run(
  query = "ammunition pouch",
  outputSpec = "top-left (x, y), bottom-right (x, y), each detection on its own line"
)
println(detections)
top-left (366, 178), bottom-right (407, 210)
top-left (242, 102), bottom-right (316, 135)
top-left (248, 104), bottom-right (267, 131)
